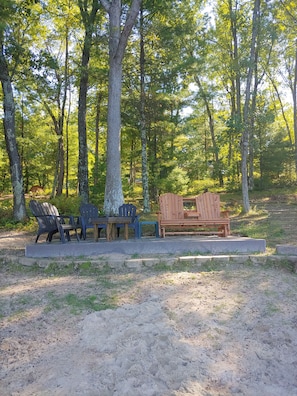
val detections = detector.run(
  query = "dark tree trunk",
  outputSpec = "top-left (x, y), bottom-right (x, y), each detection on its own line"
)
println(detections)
top-left (139, 6), bottom-right (150, 213)
top-left (77, 0), bottom-right (100, 204)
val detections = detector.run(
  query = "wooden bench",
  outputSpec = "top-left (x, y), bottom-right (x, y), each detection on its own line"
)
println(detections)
top-left (157, 192), bottom-right (230, 238)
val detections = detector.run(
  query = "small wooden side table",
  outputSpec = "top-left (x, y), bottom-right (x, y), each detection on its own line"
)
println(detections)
top-left (92, 217), bottom-right (132, 242)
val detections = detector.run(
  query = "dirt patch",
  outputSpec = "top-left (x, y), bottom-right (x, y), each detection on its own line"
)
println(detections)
top-left (1, 197), bottom-right (297, 395)
top-left (1, 261), bottom-right (297, 395)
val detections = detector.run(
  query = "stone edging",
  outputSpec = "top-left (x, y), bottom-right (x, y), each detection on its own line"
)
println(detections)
top-left (1, 254), bottom-right (297, 273)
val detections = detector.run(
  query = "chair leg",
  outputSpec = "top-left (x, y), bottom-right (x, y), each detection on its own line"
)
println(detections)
top-left (66, 231), bottom-right (71, 241)
top-left (80, 228), bottom-right (84, 240)
top-left (155, 222), bottom-right (160, 238)
top-left (59, 227), bottom-right (67, 243)
top-left (74, 228), bottom-right (79, 242)
top-left (135, 224), bottom-right (140, 238)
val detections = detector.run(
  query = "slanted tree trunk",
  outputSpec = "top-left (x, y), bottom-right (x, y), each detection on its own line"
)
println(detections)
top-left (101, 0), bottom-right (142, 215)
top-left (0, 41), bottom-right (26, 221)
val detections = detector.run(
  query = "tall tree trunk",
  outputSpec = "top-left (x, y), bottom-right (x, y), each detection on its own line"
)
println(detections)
top-left (195, 75), bottom-right (224, 187)
top-left (248, 16), bottom-right (261, 192)
top-left (78, 39), bottom-right (90, 203)
top-left (229, 0), bottom-right (242, 123)
top-left (0, 42), bottom-right (26, 221)
top-left (94, 90), bottom-right (102, 186)
top-left (104, 55), bottom-right (124, 214)
top-left (41, 100), bottom-right (65, 198)
top-left (56, 21), bottom-right (70, 196)
top-left (139, 6), bottom-right (150, 213)
top-left (293, 40), bottom-right (297, 174)
top-left (228, 0), bottom-right (242, 185)
top-left (241, 0), bottom-right (260, 212)
top-left (101, 0), bottom-right (142, 215)
top-left (65, 89), bottom-right (71, 197)
top-left (77, 0), bottom-right (100, 204)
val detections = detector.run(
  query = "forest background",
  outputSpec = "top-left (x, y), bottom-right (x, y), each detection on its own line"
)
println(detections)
top-left (1, 0), bottom-right (297, 221)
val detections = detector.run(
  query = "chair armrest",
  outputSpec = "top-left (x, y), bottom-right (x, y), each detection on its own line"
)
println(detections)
top-left (184, 211), bottom-right (200, 218)
top-left (156, 211), bottom-right (162, 222)
top-left (34, 214), bottom-right (57, 222)
top-left (56, 215), bottom-right (74, 225)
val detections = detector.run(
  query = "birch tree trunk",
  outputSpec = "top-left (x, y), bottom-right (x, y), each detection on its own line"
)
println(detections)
top-left (101, 0), bottom-right (142, 215)
top-left (0, 42), bottom-right (26, 221)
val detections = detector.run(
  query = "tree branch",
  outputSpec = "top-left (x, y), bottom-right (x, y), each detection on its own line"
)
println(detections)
top-left (100, 0), bottom-right (111, 12)
top-left (117, 0), bottom-right (142, 61)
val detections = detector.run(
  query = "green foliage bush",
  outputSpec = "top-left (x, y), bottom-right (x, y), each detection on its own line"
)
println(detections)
top-left (50, 195), bottom-right (82, 215)
top-left (159, 166), bottom-right (190, 195)
top-left (0, 199), bottom-right (14, 227)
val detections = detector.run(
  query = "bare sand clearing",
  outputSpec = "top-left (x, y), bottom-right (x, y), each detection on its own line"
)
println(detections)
top-left (1, 231), bottom-right (297, 395)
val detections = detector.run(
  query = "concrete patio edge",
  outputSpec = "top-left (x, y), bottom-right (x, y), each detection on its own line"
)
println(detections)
top-left (25, 236), bottom-right (266, 258)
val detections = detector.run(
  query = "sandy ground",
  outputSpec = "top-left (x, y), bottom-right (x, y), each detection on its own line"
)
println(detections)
top-left (1, 231), bottom-right (297, 395)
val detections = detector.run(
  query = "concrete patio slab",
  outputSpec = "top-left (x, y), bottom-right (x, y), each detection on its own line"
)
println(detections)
top-left (25, 236), bottom-right (266, 258)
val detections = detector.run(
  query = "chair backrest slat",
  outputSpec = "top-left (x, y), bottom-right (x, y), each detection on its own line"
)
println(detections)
top-left (159, 193), bottom-right (184, 220)
top-left (119, 204), bottom-right (137, 220)
top-left (79, 203), bottom-right (99, 226)
top-left (195, 192), bottom-right (221, 220)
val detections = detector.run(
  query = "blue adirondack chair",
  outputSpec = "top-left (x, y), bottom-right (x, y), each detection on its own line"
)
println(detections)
top-left (29, 200), bottom-right (80, 243)
top-left (79, 203), bottom-right (106, 240)
top-left (117, 203), bottom-right (140, 238)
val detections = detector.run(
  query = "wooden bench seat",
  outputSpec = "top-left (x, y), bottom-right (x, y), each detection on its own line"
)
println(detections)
top-left (157, 192), bottom-right (230, 238)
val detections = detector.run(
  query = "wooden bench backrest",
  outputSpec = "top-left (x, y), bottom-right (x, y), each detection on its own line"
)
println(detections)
top-left (159, 193), bottom-right (184, 220)
top-left (195, 192), bottom-right (221, 220)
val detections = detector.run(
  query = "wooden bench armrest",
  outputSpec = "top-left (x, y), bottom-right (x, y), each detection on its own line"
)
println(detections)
top-left (184, 211), bottom-right (200, 218)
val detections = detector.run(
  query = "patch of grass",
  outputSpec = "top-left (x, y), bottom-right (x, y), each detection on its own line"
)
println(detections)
top-left (79, 261), bottom-right (92, 271)
top-left (265, 258), bottom-right (295, 273)
top-left (97, 277), bottom-right (117, 289)
top-left (7, 309), bottom-right (32, 321)
top-left (64, 293), bottom-right (115, 314)
top-left (45, 291), bottom-right (118, 314)
top-left (44, 262), bottom-right (77, 276)
top-left (152, 262), bottom-right (173, 272)
top-left (42, 261), bottom-right (114, 276)
top-left (44, 291), bottom-right (64, 311)
top-left (264, 302), bottom-right (281, 316)
top-left (199, 261), bottom-right (226, 272)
